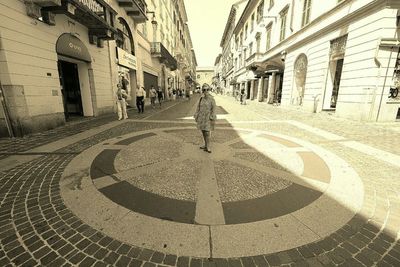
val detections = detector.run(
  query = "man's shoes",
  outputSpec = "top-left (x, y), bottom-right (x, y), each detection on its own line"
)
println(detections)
top-left (199, 146), bottom-right (206, 149)
top-left (205, 149), bottom-right (211, 153)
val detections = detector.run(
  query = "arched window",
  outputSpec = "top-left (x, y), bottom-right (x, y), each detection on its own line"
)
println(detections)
top-left (293, 53), bottom-right (308, 105)
top-left (116, 18), bottom-right (135, 55)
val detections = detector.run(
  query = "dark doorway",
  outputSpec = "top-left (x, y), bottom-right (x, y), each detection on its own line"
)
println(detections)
top-left (58, 60), bottom-right (83, 120)
top-left (143, 72), bottom-right (158, 97)
top-left (330, 59), bottom-right (344, 108)
top-left (246, 81), bottom-right (251, 99)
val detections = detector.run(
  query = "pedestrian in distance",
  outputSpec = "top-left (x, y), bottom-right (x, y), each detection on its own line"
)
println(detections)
top-left (157, 86), bottom-right (163, 107)
top-left (116, 83), bottom-right (128, 120)
top-left (150, 85), bottom-right (157, 109)
top-left (194, 83), bottom-right (217, 153)
top-left (136, 85), bottom-right (146, 113)
top-left (240, 86), bottom-right (246, 105)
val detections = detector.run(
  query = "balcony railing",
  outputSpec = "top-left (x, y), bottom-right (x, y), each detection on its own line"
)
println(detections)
top-left (151, 42), bottom-right (177, 71)
top-left (39, 0), bottom-right (117, 46)
top-left (117, 0), bottom-right (147, 23)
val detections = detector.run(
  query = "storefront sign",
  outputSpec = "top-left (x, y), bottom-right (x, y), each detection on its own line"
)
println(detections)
top-left (56, 33), bottom-right (91, 62)
top-left (117, 47), bottom-right (137, 70)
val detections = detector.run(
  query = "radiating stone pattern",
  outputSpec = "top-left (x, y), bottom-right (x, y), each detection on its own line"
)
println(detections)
top-left (125, 159), bottom-right (201, 201)
top-left (234, 152), bottom-right (289, 172)
top-left (115, 136), bottom-right (182, 171)
top-left (214, 160), bottom-right (292, 202)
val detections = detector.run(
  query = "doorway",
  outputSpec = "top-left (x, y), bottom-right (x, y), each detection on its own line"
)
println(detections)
top-left (58, 60), bottom-right (83, 120)
top-left (246, 81), bottom-right (251, 99)
top-left (323, 58), bottom-right (344, 109)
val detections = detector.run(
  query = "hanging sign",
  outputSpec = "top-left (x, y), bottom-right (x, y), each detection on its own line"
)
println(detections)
top-left (117, 47), bottom-right (137, 70)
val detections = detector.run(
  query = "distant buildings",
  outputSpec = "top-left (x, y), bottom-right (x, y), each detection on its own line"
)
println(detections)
top-left (0, 0), bottom-right (197, 137)
top-left (215, 0), bottom-right (400, 122)
top-left (196, 67), bottom-right (215, 87)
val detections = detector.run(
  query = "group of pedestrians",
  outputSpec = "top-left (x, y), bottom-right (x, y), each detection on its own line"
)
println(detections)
top-left (115, 82), bottom-right (165, 120)
top-left (117, 80), bottom-right (218, 154)
top-left (149, 85), bottom-right (164, 109)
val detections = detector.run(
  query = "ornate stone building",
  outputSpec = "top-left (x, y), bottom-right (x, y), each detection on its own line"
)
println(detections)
top-left (216, 0), bottom-right (400, 122)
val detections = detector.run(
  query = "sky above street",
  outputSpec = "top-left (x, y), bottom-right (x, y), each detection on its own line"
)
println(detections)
top-left (184, 0), bottom-right (240, 67)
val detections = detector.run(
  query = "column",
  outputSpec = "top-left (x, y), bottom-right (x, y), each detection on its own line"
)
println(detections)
top-left (257, 77), bottom-right (264, 102)
top-left (268, 72), bottom-right (277, 104)
top-left (250, 80), bottom-right (255, 100)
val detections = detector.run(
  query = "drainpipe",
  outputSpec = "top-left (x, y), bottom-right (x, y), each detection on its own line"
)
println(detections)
top-left (0, 81), bottom-right (14, 137)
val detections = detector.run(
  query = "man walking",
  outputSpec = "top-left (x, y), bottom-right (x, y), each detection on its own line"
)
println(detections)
top-left (136, 85), bottom-right (146, 113)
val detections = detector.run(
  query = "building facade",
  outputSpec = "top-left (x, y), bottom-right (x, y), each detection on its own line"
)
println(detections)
top-left (196, 67), bottom-right (214, 87)
top-left (216, 0), bottom-right (400, 122)
top-left (0, 0), bottom-right (196, 137)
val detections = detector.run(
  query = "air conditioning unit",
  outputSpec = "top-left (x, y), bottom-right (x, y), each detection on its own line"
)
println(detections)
top-left (25, 2), bottom-right (41, 19)
top-left (41, 10), bottom-right (56, 26)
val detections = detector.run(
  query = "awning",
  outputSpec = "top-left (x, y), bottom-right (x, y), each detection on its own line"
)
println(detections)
top-left (56, 33), bottom-right (91, 62)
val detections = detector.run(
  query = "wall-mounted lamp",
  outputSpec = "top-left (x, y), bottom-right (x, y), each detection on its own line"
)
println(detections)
top-left (280, 50), bottom-right (287, 62)
top-left (146, 11), bottom-right (157, 25)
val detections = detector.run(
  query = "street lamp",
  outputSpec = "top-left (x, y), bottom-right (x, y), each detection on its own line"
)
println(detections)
top-left (146, 11), bottom-right (158, 42)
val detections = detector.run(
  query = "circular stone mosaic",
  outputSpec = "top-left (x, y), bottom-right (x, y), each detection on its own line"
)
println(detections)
top-left (61, 126), bottom-right (364, 257)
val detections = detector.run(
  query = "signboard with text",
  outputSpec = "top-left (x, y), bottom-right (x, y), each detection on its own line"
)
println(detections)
top-left (117, 47), bottom-right (137, 70)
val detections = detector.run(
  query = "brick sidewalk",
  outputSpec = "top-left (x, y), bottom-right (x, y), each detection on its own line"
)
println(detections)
top-left (0, 99), bottom-right (181, 160)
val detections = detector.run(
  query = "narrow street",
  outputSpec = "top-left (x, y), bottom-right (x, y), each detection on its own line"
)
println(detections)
top-left (0, 95), bottom-right (399, 266)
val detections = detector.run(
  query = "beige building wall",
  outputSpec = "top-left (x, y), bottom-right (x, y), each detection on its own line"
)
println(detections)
top-left (223, 0), bottom-right (400, 121)
top-left (0, 0), bottom-right (116, 135)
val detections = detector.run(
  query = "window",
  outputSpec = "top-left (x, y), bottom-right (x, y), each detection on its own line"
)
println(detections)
top-left (245, 23), bottom-right (248, 39)
top-left (116, 18), bottom-right (134, 54)
top-left (302, 0), bottom-right (312, 27)
top-left (240, 32), bottom-right (243, 46)
top-left (279, 8), bottom-right (288, 41)
top-left (251, 13), bottom-right (255, 32)
top-left (257, 0), bottom-right (264, 23)
top-left (256, 35), bottom-right (261, 53)
top-left (243, 48), bottom-right (247, 60)
top-left (269, 0), bottom-right (274, 9)
top-left (249, 42), bottom-right (253, 56)
top-left (266, 23), bottom-right (272, 50)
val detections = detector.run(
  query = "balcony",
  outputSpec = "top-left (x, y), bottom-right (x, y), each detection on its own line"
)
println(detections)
top-left (151, 42), bottom-right (177, 71)
top-left (117, 0), bottom-right (147, 23)
top-left (42, 0), bottom-right (117, 43)
top-left (245, 52), bottom-right (263, 65)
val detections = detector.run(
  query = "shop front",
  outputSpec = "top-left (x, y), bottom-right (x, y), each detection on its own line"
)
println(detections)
top-left (116, 47), bottom-right (137, 106)
top-left (56, 33), bottom-right (94, 120)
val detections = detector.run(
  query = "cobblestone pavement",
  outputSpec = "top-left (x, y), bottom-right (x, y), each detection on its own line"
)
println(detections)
top-left (0, 94), bottom-right (399, 266)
